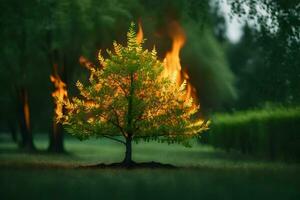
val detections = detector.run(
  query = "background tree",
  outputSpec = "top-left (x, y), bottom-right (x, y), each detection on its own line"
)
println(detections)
top-left (36, 0), bottom-right (91, 152)
top-left (227, 0), bottom-right (300, 108)
top-left (0, 0), bottom-right (235, 140)
top-left (57, 24), bottom-right (208, 166)
top-left (0, 0), bottom-right (38, 150)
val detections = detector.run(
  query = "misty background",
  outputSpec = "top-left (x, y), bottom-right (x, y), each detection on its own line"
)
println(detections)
top-left (0, 0), bottom-right (299, 135)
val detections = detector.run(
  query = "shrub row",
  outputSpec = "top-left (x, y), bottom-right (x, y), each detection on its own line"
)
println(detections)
top-left (200, 107), bottom-right (300, 161)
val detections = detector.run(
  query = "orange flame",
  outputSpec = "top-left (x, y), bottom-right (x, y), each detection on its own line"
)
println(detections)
top-left (137, 20), bottom-right (197, 103)
top-left (163, 21), bottom-right (186, 85)
top-left (50, 64), bottom-right (68, 119)
top-left (136, 19), bottom-right (143, 44)
top-left (163, 21), bottom-right (197, 103)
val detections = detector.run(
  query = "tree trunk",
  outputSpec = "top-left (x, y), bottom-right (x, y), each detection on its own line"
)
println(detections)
top-left (48, 121), bottom-right (64, 153)
top-left (123, 136), bottom-right (133, 165)
top-left (122, 72), bottom-right (134, 166)
top-left (18, 88), bottom-right (35, 151)
top-left (8, 120), bottom-right (18, 143)
top-left (47, 50), bottom-right (66, 153)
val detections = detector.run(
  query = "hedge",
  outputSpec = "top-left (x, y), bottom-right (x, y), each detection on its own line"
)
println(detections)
top-left (200, 107), bottom-right (300, 161)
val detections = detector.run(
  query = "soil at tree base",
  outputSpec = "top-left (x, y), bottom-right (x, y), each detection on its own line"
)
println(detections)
top-left (81, 161), bottom-right (177, 169)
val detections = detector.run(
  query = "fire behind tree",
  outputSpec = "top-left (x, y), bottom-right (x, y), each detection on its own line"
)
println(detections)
top-left (49, 64), bottom-right (68, 152)
top-left (54, 23), bottom-right (209, 167)
top-left (137, 20), bottom-right (197, 107)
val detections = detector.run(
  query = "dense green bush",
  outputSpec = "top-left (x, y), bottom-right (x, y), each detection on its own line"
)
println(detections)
top-left (200, 107), bottom-right (300, 161)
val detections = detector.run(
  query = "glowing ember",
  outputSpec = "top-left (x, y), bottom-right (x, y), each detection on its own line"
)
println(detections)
top-left (23, 91), bottom-right (30, 130)
top-left (79, 56), bottom-right (95, 69)
top-left (50, 64), bottom-right (68, 120)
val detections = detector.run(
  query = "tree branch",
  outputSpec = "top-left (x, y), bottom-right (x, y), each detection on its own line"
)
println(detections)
top-left (108, 107), bottom-right (126, 137)
top-left (109, 76), bottom-right (128, 98)
top-left (103, 135), bottom-right (126, 145)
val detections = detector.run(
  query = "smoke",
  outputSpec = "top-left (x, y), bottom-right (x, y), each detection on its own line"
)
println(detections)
top-left (182, 22), bottom-right (237, 112)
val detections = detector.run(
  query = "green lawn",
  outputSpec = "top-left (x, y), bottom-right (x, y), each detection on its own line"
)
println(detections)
top-left (0, 135), bottom-right (300, 200)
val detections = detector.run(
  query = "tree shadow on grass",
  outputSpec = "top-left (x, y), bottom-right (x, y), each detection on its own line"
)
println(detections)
top-left (80, 161), bottom-right (177, 169)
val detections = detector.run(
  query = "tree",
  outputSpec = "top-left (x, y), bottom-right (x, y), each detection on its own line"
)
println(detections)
top-left (227, 0), bottom-right (300, 106)
top-left (0, 0), bottom-right (37, 151)
top-left (37, 0), bottom-right (90, 152)
top-left (57, 23), bottom-right (208, 166)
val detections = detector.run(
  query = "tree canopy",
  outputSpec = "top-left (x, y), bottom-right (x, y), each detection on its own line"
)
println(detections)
top-left (58, 24), bottom-right (208, 149)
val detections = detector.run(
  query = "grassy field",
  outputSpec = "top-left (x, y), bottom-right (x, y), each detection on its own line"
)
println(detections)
top-left (1, 135), bottom-right (300, 200)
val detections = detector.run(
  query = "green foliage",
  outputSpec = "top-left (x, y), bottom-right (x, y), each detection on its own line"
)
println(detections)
top-left (59, 23), bottom-right (208, 146)
top-left (226, 0), bottom-right (300, 107)
top-left (200, 107), bottom-right (300, 161)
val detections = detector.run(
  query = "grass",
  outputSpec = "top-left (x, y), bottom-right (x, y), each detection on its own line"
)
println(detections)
top-left (1, 134), bottom-right (300, 200)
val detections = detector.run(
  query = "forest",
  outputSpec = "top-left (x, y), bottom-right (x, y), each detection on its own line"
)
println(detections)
top-left (0, 0), bottom-right (299, 199)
